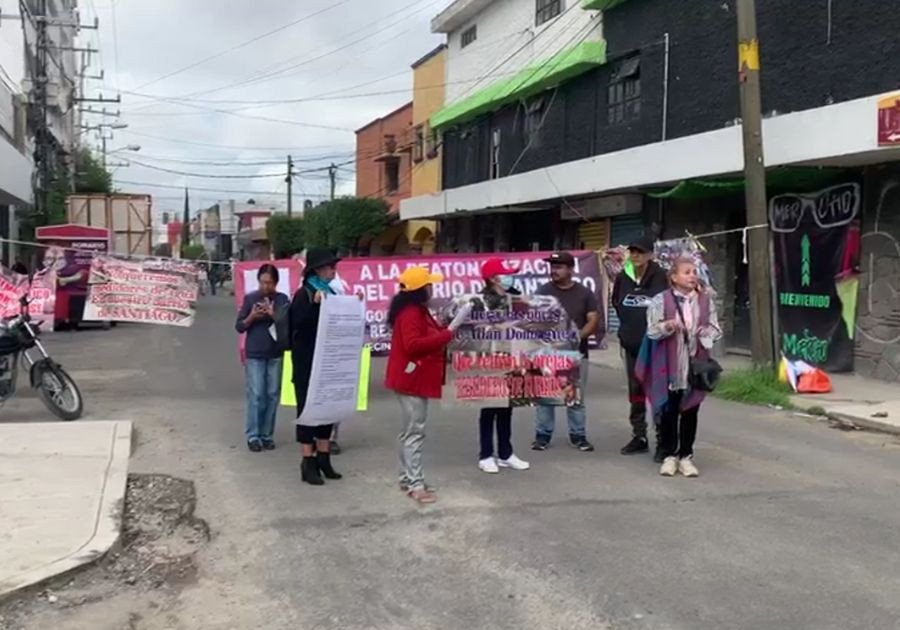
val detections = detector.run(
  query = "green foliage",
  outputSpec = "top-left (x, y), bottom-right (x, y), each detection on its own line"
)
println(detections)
top-left (267, 215), bottom-right (304, 259)
top-left (264, 197), bottom-right (391, 257)
top-left (74, 149), bottom-right (113, 194)
top-left (713, 368), bottom-right (794, 409)
top-left (181, 244), bottom-right (207, 260)
top-left (323, 197), bottom-right (390, 253)
top-left (21, 149), bottom-right (112, 240)
top-left (301, 205), bottom-right (333, 250)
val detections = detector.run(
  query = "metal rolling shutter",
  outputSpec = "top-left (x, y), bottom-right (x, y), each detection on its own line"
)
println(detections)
top-left (607, 214), bottom-right (647, 334)
top-left (577, 219), bottom-right (609, 251)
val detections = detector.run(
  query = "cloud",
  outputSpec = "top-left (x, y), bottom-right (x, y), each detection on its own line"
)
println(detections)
top-left (82, 0), bottom-right (446, 212)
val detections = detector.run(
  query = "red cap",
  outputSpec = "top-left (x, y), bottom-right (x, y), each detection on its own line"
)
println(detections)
top-left (481, 258), bottom-right (519, 280)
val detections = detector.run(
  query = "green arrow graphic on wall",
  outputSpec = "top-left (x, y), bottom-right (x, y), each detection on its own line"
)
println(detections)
top-left (800, 234), bottom-right (811, 287)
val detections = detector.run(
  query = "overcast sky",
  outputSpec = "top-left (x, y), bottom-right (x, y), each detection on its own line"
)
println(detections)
top-left (81, 0), bottom-right (450, 214)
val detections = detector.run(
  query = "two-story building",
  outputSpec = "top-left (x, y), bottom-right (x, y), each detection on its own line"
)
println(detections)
top-left (356, 44), bottom-right (448, 256)
top-left (401, 0), bottom-right (900, 380)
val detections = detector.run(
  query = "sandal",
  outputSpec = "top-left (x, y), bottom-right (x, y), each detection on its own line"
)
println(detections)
top-left (406, 488), bottom-right (437, 504)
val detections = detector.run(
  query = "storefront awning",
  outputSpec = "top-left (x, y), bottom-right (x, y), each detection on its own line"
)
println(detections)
top-left (647, 167), bottom-right (851, 200)
top-left (431, 40), bottom-right (607, 131)
top-left (581, 0), bottom-right (630, 10)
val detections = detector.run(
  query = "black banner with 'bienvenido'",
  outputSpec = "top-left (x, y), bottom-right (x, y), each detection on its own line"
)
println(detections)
top-left (769, 183), bottom-right (862, 372)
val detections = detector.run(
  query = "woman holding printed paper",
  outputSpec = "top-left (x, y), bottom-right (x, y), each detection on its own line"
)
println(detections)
top-left (290, 248), bottom-right (344, 486)
top-left (475, 258), bottom-right (530, 474)
top-left (385, 267), bottom-right (472, 504)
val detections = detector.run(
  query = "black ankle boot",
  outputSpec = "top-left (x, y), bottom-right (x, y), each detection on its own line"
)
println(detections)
top-left (317, 452), bottom-right (343, 480)
top-left (301, 456), bottom-right (324, 485)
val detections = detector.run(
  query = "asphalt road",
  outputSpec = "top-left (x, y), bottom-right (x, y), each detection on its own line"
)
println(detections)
top-left (5, 295), bottom-right (900, 630)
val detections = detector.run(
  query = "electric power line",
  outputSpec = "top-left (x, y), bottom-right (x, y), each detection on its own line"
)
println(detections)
top-left (130, 0), bottom-right (352, 92)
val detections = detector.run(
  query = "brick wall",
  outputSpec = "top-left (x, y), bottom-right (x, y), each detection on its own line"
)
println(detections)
top-left (355, 103), bottom-right (413, 214)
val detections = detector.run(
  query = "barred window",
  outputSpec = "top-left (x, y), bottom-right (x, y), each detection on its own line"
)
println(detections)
top-left (535, 0), bottom-right (562, 26)
top-left (461, 25), bottom-right (477, 48)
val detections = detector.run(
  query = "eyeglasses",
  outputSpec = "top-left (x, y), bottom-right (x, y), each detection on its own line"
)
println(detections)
top-left (769, 183), bottom-right (860, 234)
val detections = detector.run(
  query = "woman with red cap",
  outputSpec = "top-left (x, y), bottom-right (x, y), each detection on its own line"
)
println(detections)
top-left (475, 258), bottom-right (531, 474)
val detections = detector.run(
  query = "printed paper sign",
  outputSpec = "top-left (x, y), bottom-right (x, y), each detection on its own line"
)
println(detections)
top-left (0, 267), bottom-right (56, 331)
top-left (296, 295), bottom-right (366, 426)
top-left (444, 294), bottom-right (584, 407)
top-left (83, 255), bottom-right (200, 327)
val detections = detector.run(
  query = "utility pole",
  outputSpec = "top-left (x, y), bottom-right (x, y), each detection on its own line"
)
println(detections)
top-left (736, 0), bottom-right (775, 367)
top-left (31, 0), bottom-right (52, 223)
top-left (286, 155), bottom-right (294, 217)
top-left (100, 132), bottom-right (110, 170)
top-left (328, 163), bottom-right (338, 201)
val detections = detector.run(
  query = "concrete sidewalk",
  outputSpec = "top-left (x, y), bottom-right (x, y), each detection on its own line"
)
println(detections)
top-left (790, 373), bottom-right (900, 435)
top-left (0, 421), bottom-right (132, 600)
top-left (591, 340), bottom-right (900, 436)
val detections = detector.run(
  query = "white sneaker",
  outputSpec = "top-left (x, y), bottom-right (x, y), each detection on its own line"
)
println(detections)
top-left (659, 456), bottom-right (678, 477)
top-left (498, 454), bottom-right (531, 471)
top-left (478, 457), bottom-right (499, 474)
top-left (678, 456), bottom-right (699, 478)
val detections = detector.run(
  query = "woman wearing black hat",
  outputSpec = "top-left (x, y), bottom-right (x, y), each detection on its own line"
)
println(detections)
top-left (290, 247), bottom-right (344, 486)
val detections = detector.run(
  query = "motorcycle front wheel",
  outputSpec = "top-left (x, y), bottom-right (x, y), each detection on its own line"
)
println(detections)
top-left (36, 364), bottom-right (83, 421)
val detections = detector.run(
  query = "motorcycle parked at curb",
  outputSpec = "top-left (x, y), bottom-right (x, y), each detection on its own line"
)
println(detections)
top-left (0, 294), bottom-right (83, 420)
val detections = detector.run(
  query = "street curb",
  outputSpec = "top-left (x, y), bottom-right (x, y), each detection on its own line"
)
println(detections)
top-left (826, 412), bottom-right (900, 436)
top-left (0, 421), bottom-right (133, 601)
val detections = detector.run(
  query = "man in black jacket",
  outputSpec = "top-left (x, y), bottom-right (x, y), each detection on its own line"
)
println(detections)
top-left (611, 236), bottom-right (669, 460)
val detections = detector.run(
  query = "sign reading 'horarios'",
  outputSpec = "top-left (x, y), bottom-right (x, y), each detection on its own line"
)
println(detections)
top-left (83, 255), bottom-right (200, 327)
top-left (235, 251), bottom-right (605, 354)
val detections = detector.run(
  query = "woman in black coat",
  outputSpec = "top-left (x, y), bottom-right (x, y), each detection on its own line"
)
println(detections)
top-left (290, 248), bottom-right (343, 486)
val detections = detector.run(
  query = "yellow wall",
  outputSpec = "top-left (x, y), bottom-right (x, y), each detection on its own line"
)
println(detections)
top-left (411, 48), bottom-right (445, 197)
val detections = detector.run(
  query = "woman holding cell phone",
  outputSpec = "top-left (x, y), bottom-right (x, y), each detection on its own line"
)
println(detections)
top-left (235, 264), bottom-right (289, 452)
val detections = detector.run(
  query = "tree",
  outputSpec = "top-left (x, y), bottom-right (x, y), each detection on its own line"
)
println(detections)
top-left (325, 197), bottom-right (390, 254)
top-left (74, 149), bottom-right (112, 194)
top-left (267, 215), bottom-right (304, 259)
top-left (302, 204), bottom-right (333, 250)
top-left (181, 244), bottom-right (206, 260)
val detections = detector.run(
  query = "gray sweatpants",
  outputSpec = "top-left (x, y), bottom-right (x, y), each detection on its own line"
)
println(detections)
top-left (397, 395), bottom-right (429, 491)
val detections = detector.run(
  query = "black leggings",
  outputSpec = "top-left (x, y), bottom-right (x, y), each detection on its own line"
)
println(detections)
top-left (295, 393), bottom-right (334, 444)
top-left (659, 390), bottom-right (699, 458)
top-left (296, 423), bottom-right (334, 445)
top-left (479, 408), bottom-right (513, 460)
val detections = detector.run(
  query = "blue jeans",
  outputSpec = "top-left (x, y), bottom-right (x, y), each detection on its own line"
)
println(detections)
top-left (535, 361), bottom-right (588, 440)
top-left (245, 357), bottom-right (283, 443)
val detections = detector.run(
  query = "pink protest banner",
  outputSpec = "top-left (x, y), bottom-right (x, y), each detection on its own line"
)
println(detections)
top-left (235, 251), bottom-right (604, 355)
top-left (0, 267), bottom-right (57, 331)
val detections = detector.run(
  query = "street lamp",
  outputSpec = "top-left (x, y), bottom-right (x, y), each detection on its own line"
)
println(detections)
top-left (101, 143), bottom-right (140, 169)
top-left (107, 144), bottom-right (141, 154)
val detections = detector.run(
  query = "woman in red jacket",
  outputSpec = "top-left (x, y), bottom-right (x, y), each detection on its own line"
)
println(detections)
top-left (385, 266), bottom-right (471, 504)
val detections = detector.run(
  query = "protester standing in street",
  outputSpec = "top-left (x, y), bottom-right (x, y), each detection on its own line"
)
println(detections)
top-left (385, 266), bottom-right (471, 504)
top-left (611, 236), bottom-right (669, 461)
top-left (475, 258), bottom-right (531, 474)
top-left (198, 265), bottom-right (209, 296)
top-left (235, 264), bottom-right (289, 452)
top-left (291, 248), bottom-right (344, 486)
top-left (638, 257), bottom-right (722, 478)
top-left (532, 252), bottom-right (602, 452)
